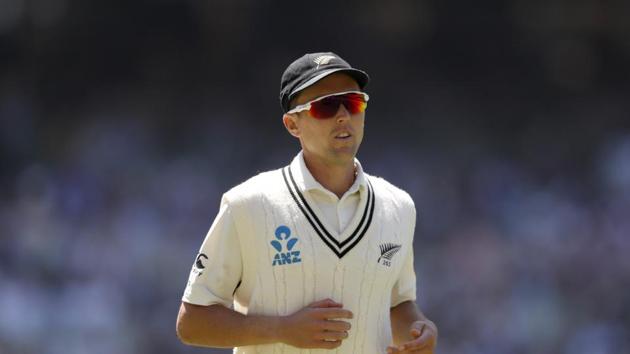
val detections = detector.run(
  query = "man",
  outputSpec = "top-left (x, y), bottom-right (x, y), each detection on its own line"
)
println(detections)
top-left (176, 52), bottom-right (438, 353)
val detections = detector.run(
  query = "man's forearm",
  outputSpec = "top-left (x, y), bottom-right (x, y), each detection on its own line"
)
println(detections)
top-left (390, 300), bottom-right (434, 345)
top-left (177, 302), bottom-right (282, 348)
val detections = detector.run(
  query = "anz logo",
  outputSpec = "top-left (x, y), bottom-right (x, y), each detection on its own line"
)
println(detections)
top-left (270, 225), bottom-right (302, 266)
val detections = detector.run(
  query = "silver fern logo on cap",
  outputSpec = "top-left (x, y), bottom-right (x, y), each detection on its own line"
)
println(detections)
top-left (313, 55), bottom-right (336, 68)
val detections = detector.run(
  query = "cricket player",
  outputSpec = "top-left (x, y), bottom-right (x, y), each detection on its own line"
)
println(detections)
top-left (176, 52), bottom-right (438, 353)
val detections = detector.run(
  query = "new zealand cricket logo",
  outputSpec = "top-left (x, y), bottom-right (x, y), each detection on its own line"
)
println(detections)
top-left (378, 243), bottom-right (402, 267)
top-left (270, 225), bottom-right (302, 266)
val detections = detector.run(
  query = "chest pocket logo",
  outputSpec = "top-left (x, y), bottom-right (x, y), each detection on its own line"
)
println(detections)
top-left (270, 225), bottom-right (302, 266)
top-left (378, 243), bottom-right (402, 267)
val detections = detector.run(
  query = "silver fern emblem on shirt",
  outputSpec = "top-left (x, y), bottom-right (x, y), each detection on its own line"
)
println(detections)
top-left (313, 55), bottom-right (335, 68)
top-left (378, 243), bottom-right (402, 266)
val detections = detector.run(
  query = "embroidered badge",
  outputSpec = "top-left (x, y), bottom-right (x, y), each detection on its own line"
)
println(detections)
top-left (378, 243), bottom-right (402, 267)
top-left (270, 225), bottom-right (302, 266)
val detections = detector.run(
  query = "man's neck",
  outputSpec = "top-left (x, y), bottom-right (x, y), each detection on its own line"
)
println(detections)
top-left (302, 152), bottom-right (356, 199)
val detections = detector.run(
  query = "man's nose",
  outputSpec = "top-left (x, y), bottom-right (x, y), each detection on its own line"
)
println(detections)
top-left (335, 104), bottom-right (351, 123)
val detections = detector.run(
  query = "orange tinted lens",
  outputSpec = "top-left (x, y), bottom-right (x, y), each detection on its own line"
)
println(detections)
top-left (343, 93), bottom-right (367, 114)
top-left (310, 93), bottom-right (367, 119)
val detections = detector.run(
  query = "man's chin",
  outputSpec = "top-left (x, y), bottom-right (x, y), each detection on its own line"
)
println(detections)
top-left (330, 146), bottom-right (359, 161)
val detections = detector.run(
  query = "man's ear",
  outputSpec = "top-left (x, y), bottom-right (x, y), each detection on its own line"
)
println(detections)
top-left (283, 114), bottom-right (300, 138)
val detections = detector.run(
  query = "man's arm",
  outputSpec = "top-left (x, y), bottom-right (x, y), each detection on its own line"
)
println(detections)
top-left (176, 302), bottom-right (280, 347)
top-left (388, 300), bottom-right (438, 353)
top-left (176, 298), bottom-right (353, 349)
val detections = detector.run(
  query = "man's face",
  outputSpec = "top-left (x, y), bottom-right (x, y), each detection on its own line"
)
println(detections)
top-left (283, 73), bottom-right (365, 166)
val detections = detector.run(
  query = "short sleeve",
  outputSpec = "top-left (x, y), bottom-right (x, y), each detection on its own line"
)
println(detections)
top-left (182, 197), bottom-right (242, 308)
top-left (391, 202), bottom-right (417, 307)
top-left (390, 245), bottom-right (417, 307)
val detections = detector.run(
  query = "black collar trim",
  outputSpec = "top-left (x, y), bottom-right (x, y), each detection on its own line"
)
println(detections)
top-left (282, 165), bottom-right (375, 258)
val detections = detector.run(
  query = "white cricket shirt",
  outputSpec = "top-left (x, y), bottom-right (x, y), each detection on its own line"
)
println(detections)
top-left (182, 152), bottom-right (418, 354)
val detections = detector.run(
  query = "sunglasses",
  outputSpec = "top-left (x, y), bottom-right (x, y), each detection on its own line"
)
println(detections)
top-left (287, 91), bottom-right (369, 119)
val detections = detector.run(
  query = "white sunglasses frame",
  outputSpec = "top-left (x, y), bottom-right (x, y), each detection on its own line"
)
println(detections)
top-left (286, 90), bottom-right (370, 116)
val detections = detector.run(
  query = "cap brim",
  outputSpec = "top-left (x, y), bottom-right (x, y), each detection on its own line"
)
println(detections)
top-left (290, 68), bottom-right (369, 100)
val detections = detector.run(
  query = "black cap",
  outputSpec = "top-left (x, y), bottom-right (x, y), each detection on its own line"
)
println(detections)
top-left (279, 52), bottom-right (370, 113)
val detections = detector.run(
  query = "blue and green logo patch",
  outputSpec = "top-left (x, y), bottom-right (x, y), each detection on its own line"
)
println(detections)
top-left (270, 225), bottom-right (302, 266)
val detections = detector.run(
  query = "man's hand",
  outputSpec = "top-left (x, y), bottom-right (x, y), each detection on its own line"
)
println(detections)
top-left (386, 320), bottom-right (438, 353)
top-left (277, 298), bottom-right (353, 349)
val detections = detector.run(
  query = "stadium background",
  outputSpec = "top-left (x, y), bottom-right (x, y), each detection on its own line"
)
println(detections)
top-left (1, 1), bottom-right (629, 353)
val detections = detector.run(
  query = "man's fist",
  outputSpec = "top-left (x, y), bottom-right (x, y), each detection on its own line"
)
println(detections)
top-left (387, 320), bottom-right (438, 353)
top-left (278, 298), bottom-right (353, 349)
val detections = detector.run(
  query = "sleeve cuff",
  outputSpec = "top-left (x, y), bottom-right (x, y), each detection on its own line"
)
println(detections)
top-left (182, 285), bottom-right (233, 308)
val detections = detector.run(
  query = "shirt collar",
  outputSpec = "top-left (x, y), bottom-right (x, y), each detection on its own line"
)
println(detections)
top-left (289, 150), bottom-right (367, 196)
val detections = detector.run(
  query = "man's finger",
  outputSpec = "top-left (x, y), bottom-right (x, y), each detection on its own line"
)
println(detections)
top-left (415, 328), bottom-right (436, 349)
top-left (388, 342), bottom-right (429, 353)
top-left (391, 330), bottom-right (435, 352)
top-left (309, 298), bottom-right (343, 308)
top-left (386, 345), bottom-right (399, 353)
top-left (314, 308), bottom-right (353, 320)
top-left (387, 345), bottom-right (421, 354)
top-left (314, 330), bottom-right (349, 341)
top-left (410, 323), bottom-right (424, 338)
top-left (398, 330), bottom-right (436, 351)
top-left (321, 319), bottom-right (352, 332)
top-left (400, 340), bottom-right (423, 352)
top-left (317, 339), bottom-right (343, 350)
top-left (411, 319), bottom-right (430, 333)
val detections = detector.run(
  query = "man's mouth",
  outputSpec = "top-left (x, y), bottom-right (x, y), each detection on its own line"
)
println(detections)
top-left (335, 132), bottom-right (352, 139)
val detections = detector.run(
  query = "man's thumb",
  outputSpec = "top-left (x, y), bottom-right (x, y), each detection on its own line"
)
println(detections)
top-left (410, 321), bottom-right (425, 337)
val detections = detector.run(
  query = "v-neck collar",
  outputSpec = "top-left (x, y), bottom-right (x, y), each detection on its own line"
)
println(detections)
top-left (282, 153), bottom-right (375, 258)
top-left (291, 151), bottom-right (367, 199)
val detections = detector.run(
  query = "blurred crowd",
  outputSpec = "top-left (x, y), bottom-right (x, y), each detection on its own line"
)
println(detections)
top-left (1, 0), bottom-right (629, 353)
